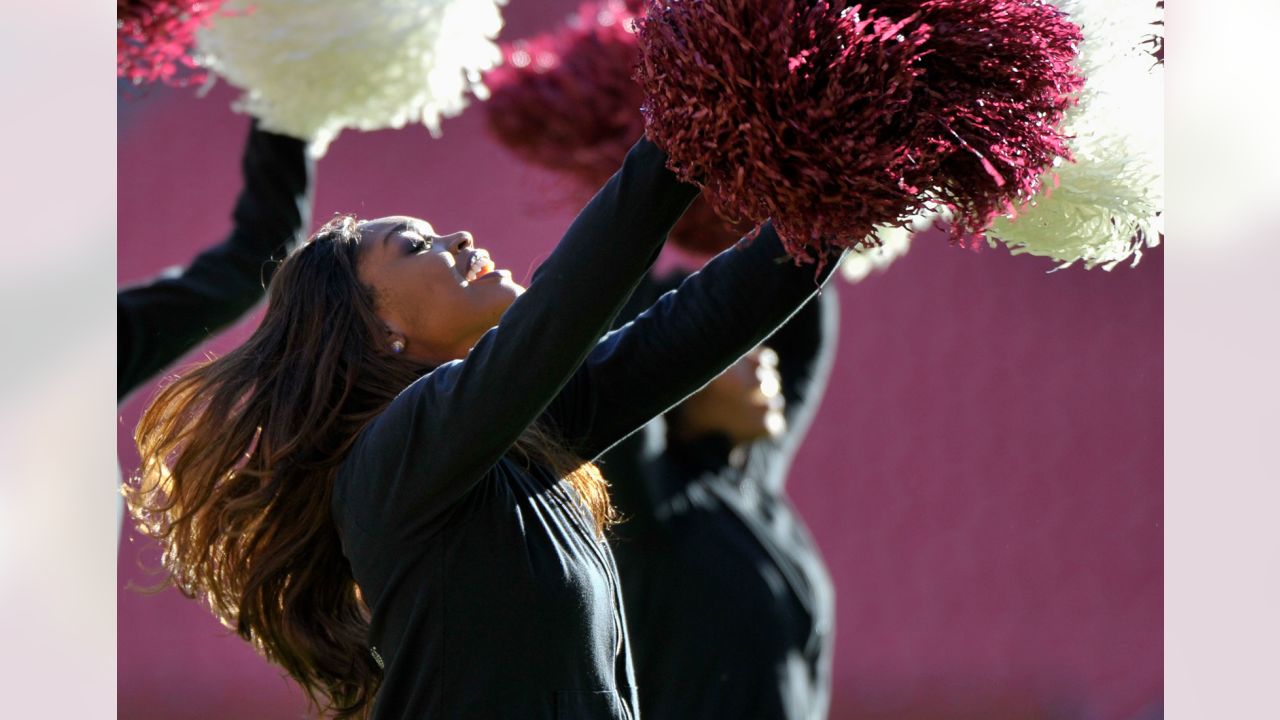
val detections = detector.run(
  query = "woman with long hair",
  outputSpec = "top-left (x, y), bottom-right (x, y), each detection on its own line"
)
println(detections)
top-left (126, 137), bottom-right (842, 719)
top-left (602, 271), bottom-right (840, 719)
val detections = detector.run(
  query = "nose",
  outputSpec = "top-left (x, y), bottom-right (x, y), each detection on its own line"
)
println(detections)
top-left (442, 231), bottom-right (474, 253)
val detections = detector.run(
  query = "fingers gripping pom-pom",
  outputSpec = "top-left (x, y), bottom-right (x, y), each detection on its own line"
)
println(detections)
top-left (483, 0), bottom-right (748, 255)
top-left (194, 0), bottom-right (508, 156)
top-left (634, 0), bottom-right (1085, 265)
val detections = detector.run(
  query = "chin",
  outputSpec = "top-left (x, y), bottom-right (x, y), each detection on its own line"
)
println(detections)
top-left (475, 291), bottom-right (518, 334)
top-left (492, 276), bottom-right (526, 302)
top-left (472, 279), bottom-right (521, 314)
top-left (497, 283), bottom-right (523, 311)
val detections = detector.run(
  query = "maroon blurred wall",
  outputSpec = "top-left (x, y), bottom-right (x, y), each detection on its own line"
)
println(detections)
top-left (117, 4), bottom-right (1162, 718)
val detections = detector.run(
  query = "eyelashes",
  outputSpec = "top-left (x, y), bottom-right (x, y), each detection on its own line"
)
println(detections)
top-left (407, 233), bottom-right (433, 253)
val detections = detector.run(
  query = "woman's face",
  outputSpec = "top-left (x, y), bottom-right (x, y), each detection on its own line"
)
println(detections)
top-left (356, 215), bottom-right (525, 364)
top-left (679, 346), bottom-right (786, 445)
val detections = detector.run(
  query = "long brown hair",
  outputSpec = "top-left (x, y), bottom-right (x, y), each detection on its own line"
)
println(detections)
top-left (125, 215), bottom-right (614, 719)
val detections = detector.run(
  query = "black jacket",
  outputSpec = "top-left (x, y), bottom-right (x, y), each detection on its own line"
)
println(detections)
top-left (117, 122), bottom-right (313, 400)
top-left (332, 139), bottom-right (840, 719)
top-left (602, 275), bottom-right (840, 720)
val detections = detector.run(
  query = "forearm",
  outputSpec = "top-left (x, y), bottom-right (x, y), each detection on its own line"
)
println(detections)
top-left (229, 122), bottom-right (315, 283)
top-left (574, 222), bottom-right (845, 459)
top-left (117, 247), bottom-right (270, 398)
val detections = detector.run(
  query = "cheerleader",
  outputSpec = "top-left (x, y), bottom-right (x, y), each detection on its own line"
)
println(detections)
top-left (604, 270), bottom-right (839, 719)
top-left (126, 138), bottom-right (841, 719)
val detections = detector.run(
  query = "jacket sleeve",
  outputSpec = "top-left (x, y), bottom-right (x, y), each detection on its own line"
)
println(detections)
top-left (117, 121), bottom-right (314, 400)
top-left (545, 222), bottom-right (844, 463)
top-left (339, 138), bottom-right (700, 539)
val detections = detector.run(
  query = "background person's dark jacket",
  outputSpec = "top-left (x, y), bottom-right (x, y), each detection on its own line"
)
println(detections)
top-left (117, 122), bottom-right (314, 401)
top-left (602, 270), bottom-right (840, 720)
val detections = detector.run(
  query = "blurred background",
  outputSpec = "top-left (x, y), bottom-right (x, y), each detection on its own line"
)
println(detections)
top-left (116, 2), bottom-right (1162, 718)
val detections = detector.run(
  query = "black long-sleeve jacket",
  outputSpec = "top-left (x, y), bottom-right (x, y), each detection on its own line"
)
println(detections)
top-left (601, 275), bottom-right (840, 720)
top-left (117, 122), bottom-right (314, 400)
top-left (331, 138), bottom-right (840, 719)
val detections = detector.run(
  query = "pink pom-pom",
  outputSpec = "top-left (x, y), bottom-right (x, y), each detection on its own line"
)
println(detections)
top-left (484, 0), bottom-right (749, 255)
top-left (485, 1), bottom-right (647, 189)
top-left (635, 0), bottom-right (1085, 263)
top-left (118, 0), bottom-right (225, 86)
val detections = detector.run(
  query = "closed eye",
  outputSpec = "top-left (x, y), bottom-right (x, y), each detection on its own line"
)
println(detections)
top-left (406, 233), bottom-right (433, 253)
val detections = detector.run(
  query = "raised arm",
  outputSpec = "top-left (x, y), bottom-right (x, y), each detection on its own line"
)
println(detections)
top-left (117, 121), bottom-right (314, 400)
top-left (548, 223), bottom-right (844, 462)
top-left (342, 139), bottom-right (700, 537)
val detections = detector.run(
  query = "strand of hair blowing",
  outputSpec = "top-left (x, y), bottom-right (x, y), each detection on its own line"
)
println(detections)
top-left (127, 219), bottom-right (613, 718)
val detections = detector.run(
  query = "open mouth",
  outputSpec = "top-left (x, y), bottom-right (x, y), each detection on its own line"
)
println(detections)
top-left (463, 250), bottom-right (497, 282)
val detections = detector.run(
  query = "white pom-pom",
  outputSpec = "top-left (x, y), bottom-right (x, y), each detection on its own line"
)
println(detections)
top-left (987, 126), bottom-right (1162, 270)
top-left (839, 211), bottom-right (934, 284)
top-left (195, 0), bottom-right (507, 156)
top-left (985, 0), bottom-right (1163, 270)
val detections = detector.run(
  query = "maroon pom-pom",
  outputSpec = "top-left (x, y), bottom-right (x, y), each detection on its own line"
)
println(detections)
top-left (118, 0), bottom-right (224, 86)
top-left (635, 0), bottom-right (1085, 263)
top-left (483, 0), bottom-right (750, 255)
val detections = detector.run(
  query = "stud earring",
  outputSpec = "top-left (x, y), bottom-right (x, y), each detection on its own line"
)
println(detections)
top-left (391, 340), bottom-right (405, 354)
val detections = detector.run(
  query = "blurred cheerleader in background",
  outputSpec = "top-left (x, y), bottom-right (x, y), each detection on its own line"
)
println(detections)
top-left (603, 270), bottom-right (840, 720)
